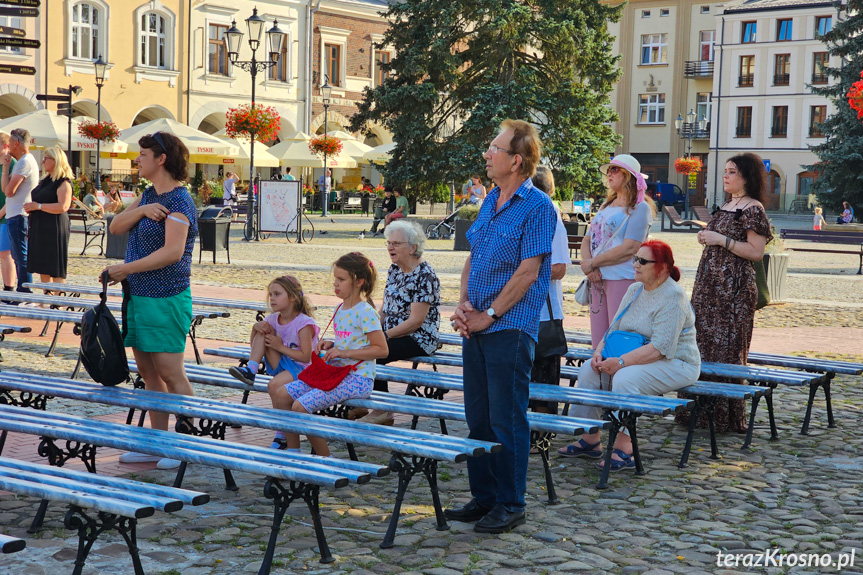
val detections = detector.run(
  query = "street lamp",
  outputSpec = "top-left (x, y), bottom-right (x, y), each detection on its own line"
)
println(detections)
top-left (675, 108), bottom-right (699, 158)
top-left (321, 76), bottom-right (332, 217)
top-left (225, 7), bottom-right (286, 240)
top-left (93, 55), bottom-right (108, 191)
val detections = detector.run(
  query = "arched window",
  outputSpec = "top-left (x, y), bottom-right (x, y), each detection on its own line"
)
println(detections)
top-left (140, 12), bottom-right (167, 68)
top-left (71, 2), bottom-right (100, 60)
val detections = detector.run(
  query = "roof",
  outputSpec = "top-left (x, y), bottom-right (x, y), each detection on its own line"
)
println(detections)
top-left (722, 0), bottom-right (837, 13)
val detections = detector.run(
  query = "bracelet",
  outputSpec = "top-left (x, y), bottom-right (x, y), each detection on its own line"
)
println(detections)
top-left (725, 236), bottom-right (731, 250)
top-left (38, 203), bottom-right (42, 211)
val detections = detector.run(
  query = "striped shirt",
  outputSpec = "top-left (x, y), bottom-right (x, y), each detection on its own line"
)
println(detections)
top-left (465, 178), bottom-right (556, 341)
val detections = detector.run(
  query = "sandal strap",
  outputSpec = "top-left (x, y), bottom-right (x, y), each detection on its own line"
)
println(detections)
top-left (611, 448), bottom-right (632, 462)
top-left (578, 438), bottom-right (602, 450)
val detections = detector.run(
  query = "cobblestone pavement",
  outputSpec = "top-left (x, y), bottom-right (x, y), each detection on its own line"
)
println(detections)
top-left (0, 212), bottom-right (861, 574)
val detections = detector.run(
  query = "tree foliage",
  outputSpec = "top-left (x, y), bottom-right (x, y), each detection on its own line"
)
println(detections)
top-left (350, 0), bottom-right (622, 202)
top-left (807, 0), bottom-right (863, 213)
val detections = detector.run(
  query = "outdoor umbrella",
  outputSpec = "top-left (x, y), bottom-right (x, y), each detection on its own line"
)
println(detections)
top-left (0, 109), bottom-right (128, 154)
top-left (326, 130), bottom-right (374, 162)
top-left (362, 142), bottom-right (396, 164)
top-left (211, 130), bottom-right (280, 174)
top-left (267, 131), bottom-right (357, 169)
top-left (112, 118), bottom-right (238, 163)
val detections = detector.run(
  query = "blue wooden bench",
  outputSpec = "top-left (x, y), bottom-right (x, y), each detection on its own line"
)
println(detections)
top-left (176, 359), bottom-right (608, 503)
top-left (26, 281), bottom-right (268, 320)
top-left (202, 345), bottom-right (702, 489)
top-left (0, 455), bottom-right (207, 574)
top-left (0, 534), bottom-right (25, 554)
top-left (0, 370), bottom-right (494, 555)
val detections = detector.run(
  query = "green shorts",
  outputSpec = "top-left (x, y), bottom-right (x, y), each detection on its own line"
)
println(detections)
top-left (124, 288), bottom-right (192, 354)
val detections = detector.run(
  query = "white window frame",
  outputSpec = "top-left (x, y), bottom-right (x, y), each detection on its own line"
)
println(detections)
top-left (641, 10), bottom-right (651, 18)
top-left (700, 30), bottom-right (715, 62)
top-left (700, 6), bottom-right (710, 14)
top-left (640, 34), bottom-right (668, 65)
top-left (370, 33), bottom-right (394, 87)
top-left (319, 26), bottom-right (350, 92)
top-left (660, 9), bottom-right (670, 17)
top-left (696, 93), bottom-right (711, 126)
top-left (638, 93), bottom-right (666, 124)
top-left (206, 20), bottom-right (232, 77)
top-left (0, 16), bottom-right (23, 55)
top-left (67, 0), bottom-right (108, 61)
top-left (134, 1), bottom-right (176, 70)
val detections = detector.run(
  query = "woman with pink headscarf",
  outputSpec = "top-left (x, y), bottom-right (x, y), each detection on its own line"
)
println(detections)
top-left (578, 154), bottom-right (655, 349)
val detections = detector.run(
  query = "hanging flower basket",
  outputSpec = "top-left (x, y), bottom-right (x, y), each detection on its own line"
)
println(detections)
top-left (847, 70), bottom-right (863, 120)
top-left (674, 156), bottom-right (703, 175)
top-left (309, 135), bottom-right (343, 158)
top-left (225, 104), bottom-right (281, 142)
top-left (77, 120), bottom-right (120, 143)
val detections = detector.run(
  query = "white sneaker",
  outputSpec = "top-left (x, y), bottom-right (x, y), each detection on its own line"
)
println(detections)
top-left (118, 451), bottom-right (160, 464)
top-left (156, 458), bottom-right (182, 470)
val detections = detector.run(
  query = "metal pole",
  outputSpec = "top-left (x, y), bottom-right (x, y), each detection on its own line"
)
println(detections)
top-left (67, 86), bottom-right (73, 160)
top-left (322, 102), bottom-right (329, 217)
top-left (297, 176), bottom-right (303, 243)
top-left (95, 84), bottom-right (102, 191)
top-left (250, 71), bottom-right (257, 240)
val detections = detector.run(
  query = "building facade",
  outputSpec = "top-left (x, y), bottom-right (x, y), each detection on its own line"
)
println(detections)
top-left (607, 0), bottom-right (717, 207)
top-left (709, 0), bottom-right (840, 211)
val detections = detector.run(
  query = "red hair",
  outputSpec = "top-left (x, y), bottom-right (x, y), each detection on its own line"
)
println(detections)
top-left (642, 240), bottom-right (680, 282)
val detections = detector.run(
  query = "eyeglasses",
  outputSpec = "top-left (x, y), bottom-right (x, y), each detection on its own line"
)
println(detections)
top-left (487, 144), bottom-right (514, 155)
top-left (633, 256), bottom-right (656, 265)
top-left (386, 241), bottom-right (407, 248)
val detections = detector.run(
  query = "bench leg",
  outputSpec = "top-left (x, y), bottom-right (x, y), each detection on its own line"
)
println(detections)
top-left (741, 391), bottom-right (764, 450)
top-left (824, 377), bottom-right (836, 428)
top-left (46, 320), bottom-right (65, 357)
top-left (28, 499), bottom-right (50, 533)
top-left (381, 453), bottom-right (448, 549)
top-left (39, 437), bottom-right (97, 473)
top-left (705, 399), bottom-right (720, 460)
top-left (531, 430), bottom-right (559, 504)
top-left (624, 412), bottom-right (646, 476)
top-left (188, 318), bottom-right (203, 365)
top-left (596, 414), bottom-right (619, 490)
top-left (678, 402), bottom-right (701, 468)
top-left (764, 389), bottom-right (779, 441)
top-left (65, 507), bottom-right (144, 575)
top-left (260, 478), bottom-right (333, 572)
top-left (800, 376), bottom-right (834, 435)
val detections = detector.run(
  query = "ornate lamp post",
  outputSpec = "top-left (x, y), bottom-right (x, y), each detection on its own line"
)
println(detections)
top-left (321, 76), bottom-right (332, 217)
top-left (675, 108), bottom-right (709, 214)
top-left (225, 8), bottom-right (285, 240)
top-left (93, 55), bottom-right (108, 190)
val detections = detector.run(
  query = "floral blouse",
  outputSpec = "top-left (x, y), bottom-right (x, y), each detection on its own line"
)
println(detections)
top-left (382, 261), bottom-right (441, 355)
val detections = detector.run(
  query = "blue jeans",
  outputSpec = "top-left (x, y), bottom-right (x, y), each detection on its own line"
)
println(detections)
top-left (462, 329), bottom-right (534, 511)
top-left (6, 216), bottom-right (31, 292)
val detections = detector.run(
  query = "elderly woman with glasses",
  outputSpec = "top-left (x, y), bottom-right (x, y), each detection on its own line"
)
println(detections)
top-left (558, 240), bottom-right (700, 470)
top-left (357, 220), bottom-right (441, 425)
top-left (579, 155), bottom-right (655, 350)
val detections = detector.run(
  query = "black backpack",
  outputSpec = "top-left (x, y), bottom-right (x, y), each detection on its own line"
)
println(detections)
top-left (79, 271), bottom-right (130, 386)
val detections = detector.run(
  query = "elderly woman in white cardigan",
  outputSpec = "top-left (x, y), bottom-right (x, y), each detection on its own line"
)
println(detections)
top-left (558, 239), bottom-right (700, 471)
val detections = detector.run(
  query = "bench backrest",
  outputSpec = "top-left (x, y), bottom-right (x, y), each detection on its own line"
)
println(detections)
top-left (692, 206), bottom-right (712, 222)
top-left (662, 205), bottom-right (685, 223)
top-left (780, 229), bottom-right (863, 243)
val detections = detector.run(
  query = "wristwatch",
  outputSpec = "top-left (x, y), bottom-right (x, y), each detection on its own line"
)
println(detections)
top-left (486, 307), bottom-right (501, 321)
top-left (618, 357), bottom-right (625, 368)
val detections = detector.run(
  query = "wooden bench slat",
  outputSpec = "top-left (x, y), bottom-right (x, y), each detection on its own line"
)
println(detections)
top-left (0, 475), bottom-right (155, 519)
top-left (0, 534), bottom-right (25, 554)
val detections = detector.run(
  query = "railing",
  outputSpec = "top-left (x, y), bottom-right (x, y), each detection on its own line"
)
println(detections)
top-left (773, 73), bottom-right (790, 86)
top-left (811, 72), bottom-right (829, 84)
top-left (684, 60), bottom-right (714, 77)
top-left (679, 122), bottom-right (711, 140)
top-left (738, 74), bottom-right (754, 87)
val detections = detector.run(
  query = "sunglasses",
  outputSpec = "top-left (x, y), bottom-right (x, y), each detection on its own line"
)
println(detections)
top-left (606, 166), bottom-right (623, 175)
top-left (633, 255), bottom-right (656, 265)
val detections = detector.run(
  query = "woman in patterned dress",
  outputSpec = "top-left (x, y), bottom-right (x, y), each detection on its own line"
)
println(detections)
top-left (359, 220), bottom-right (441, 425)
top-left (676, 152), bottom-right (773, 433)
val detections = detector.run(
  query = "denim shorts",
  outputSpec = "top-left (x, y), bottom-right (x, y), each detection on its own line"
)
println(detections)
top-left (264, 355), bottom-right (305, 379)
top-left (0, 223), bottom-right (9, 252)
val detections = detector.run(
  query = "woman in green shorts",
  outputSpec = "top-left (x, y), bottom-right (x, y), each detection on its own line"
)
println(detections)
top-left (104, 132), bottom-right (198, 470)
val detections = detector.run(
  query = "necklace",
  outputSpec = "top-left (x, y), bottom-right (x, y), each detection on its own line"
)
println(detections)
top-left (727, 194), bottom-right (748, 209)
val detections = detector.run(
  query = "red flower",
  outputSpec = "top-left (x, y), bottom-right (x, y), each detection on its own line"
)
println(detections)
top-left (847, 70), bottom-right (863, 120)
top-left (225, 104), bottom-right (281, 142)
top-left (674, 157), bottom-right (703, 175)
top-left (78, 121), bottom-right (120, 143)
top-left (309, 135), bottom-right (343, 157)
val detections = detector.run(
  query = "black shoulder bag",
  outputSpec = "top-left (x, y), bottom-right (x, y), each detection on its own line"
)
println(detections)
top-left (79, 271), bottom-right (130, 386)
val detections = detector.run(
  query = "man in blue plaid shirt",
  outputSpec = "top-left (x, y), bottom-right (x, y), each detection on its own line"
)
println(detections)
top-left (447, 120), bottom-right (557, 533)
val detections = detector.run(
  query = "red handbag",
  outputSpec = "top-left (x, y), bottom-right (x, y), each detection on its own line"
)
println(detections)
top-left (298, 304), bottom-right (361, 391)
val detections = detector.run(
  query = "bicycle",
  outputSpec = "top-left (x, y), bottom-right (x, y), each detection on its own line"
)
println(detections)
top-left (242, 210), bottom-right (271, 241)
top-left (284, 207), bottom-right (315, 243)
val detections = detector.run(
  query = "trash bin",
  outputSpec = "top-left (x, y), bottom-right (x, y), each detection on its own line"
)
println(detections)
top-left (361, 193), bottom-right (371, 216)
top-left (198, 206), bottom-right (232, 264)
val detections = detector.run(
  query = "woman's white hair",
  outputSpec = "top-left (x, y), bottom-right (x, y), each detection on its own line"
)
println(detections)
top-left (384, 220), bottom-right (425, 257)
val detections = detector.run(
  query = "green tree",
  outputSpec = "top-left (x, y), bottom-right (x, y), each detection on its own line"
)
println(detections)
top-left (807, 0), bottom-right (863, 214)
top-left (351, 0), bottom-right (622, 203)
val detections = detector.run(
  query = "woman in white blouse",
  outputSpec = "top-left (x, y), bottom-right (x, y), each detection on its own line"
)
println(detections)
top-left (579, 154), bottom-right (654, 349)
top-left (558, 240), bottom-right (700, 471)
